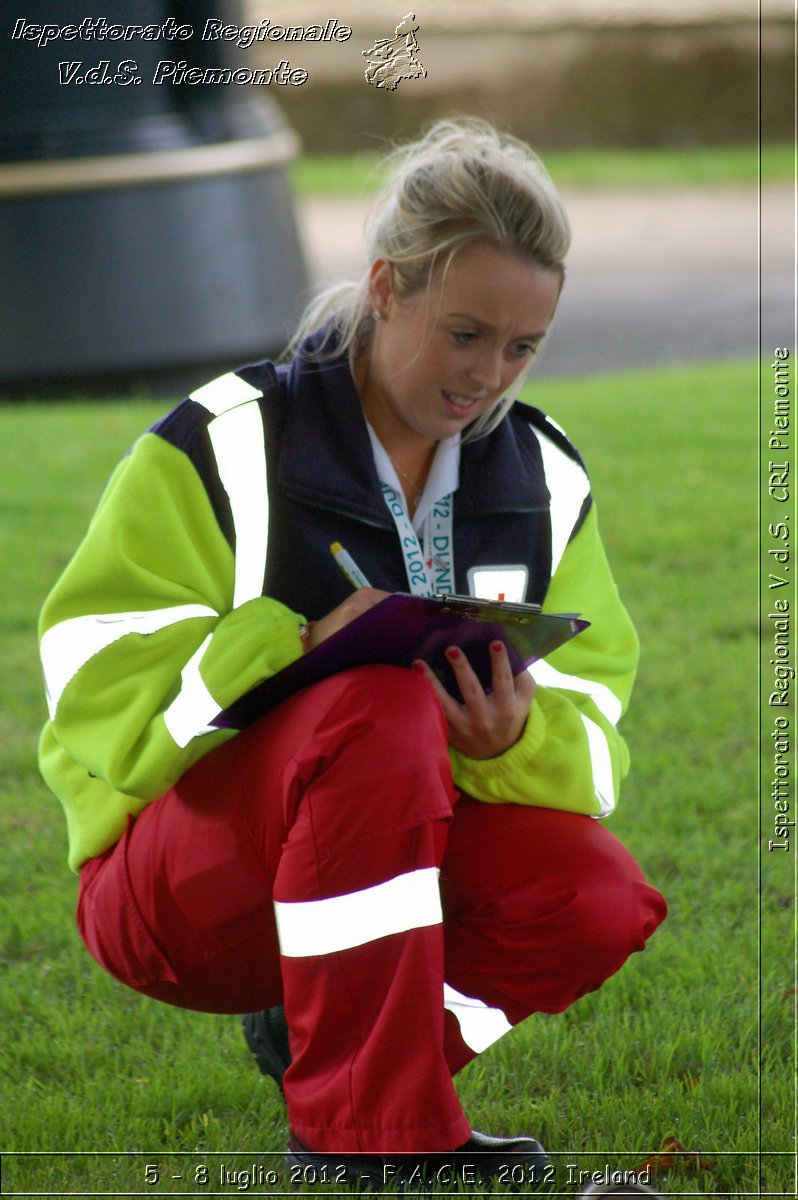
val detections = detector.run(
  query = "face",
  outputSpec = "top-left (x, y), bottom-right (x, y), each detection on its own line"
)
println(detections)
top-left (359, 241), bottom-right (562, 453)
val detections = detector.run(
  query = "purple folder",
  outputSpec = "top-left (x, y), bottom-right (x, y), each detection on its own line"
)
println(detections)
top-left (217, 593), bottom-right (589, 729)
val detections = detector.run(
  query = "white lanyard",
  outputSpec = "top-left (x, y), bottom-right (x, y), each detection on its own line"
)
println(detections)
top-left (379, 482), bottom-right (454, 597)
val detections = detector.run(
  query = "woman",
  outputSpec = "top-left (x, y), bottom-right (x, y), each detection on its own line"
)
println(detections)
top-left (38, 119), bottom-right (666, 1188)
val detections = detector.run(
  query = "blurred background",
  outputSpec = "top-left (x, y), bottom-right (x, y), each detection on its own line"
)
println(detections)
top-left (248, 0), bottom-right (792, 152)
top-left (0, 0), bottom-right (792, 394)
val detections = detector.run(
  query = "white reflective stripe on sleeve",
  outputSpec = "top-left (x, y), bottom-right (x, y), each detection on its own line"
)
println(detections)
top-left (163, 634), bottom-right (220, 748)
top-left (530, 660), bottom-right (623, 726)
top-left (41, 604), bottom-right (218, 718)
top-left (443, 983), bottom-right (512, 1054)
top-left (208, 402), bottom-right (269, 609)
top-left (580, 713), bottom-right (615, 816)
top-left (190, 372), bottom-right (262, 416)
top-left (274, 868), bottom-right (442, 958)
top-left (537, 431), bottom-right (590, 575)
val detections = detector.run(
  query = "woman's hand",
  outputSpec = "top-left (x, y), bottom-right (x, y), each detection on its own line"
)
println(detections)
top-left (307, 588), bottom-right (391, 651)
top-left (413, 641), bottom-right (536, 759)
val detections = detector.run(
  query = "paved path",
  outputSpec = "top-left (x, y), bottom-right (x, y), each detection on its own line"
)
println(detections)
top-left (297, 183), bottom-right (792, 376)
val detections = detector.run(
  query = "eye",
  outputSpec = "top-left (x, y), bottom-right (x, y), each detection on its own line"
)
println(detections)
top-left (450, 329), bottom-right (478, 345)
top-left (509, 341), bottom-right (539, 359)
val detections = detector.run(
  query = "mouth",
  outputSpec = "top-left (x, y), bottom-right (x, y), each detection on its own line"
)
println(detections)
top-left (441, 390), bottom-right (486, 418)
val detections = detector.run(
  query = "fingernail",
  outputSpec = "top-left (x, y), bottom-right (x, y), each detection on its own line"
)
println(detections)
top-left (491, 641), bottom-right (504, 654)
top-left (412, 660), bottom-right (426, 673)
top-left (446, 647), bottom-right (461, 661)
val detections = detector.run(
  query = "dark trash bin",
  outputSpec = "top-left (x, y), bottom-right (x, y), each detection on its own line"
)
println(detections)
top-left (0, 0), bottom-right (309, 394)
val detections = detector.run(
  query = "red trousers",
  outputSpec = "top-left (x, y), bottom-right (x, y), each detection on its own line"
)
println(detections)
top-left (77, 666), bottom-right (666, 1153)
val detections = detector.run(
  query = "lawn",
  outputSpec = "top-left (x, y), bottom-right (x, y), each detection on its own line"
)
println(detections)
top-left (290, 143), bottom-right (794, 197)
top-left (0, 359), bottom-right (791, 1197)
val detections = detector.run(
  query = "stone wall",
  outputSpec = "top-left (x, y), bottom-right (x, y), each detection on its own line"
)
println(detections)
top-left (242, 2), bottom-right (792, 151)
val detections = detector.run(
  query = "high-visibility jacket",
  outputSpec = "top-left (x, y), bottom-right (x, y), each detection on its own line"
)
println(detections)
top-left (38, 337), bottom-right (639, 873)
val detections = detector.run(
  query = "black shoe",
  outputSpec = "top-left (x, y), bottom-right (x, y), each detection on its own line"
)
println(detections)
top-left (242, 1006), bottom-right (291, 1093)
top-left (287, 1128), bottom-right (550, 1191)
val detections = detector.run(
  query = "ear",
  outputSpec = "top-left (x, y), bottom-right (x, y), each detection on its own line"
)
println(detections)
top-left (367, 258), bottom-right (394, 318)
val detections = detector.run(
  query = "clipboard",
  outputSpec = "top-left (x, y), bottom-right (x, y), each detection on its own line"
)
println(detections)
top-left (217, 593), bottom-right (589, 729)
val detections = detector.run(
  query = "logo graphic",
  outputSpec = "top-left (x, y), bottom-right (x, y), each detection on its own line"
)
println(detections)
top-left (362, 12), bottom-right (426, 91)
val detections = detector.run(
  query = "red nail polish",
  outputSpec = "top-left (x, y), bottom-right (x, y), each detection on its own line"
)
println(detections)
top-left (491, 641), bottom-right (504, 654)
top-left (446, 647), bottom-right (461, 661)
top-left (412, 660), bottom-right (426, 673)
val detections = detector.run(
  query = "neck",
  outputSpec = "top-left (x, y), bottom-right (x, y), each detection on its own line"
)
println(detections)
top-left (387, 442), bottom-right (436, 517)
top-left (353, 345), bottom-right (437, 514)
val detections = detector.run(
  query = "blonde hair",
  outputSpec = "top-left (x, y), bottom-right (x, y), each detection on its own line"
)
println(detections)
top-left (288, 118), bottom-right (571, 438)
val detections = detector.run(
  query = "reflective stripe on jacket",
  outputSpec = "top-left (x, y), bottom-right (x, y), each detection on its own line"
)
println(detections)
top-left (39, 342), bottom-right (638, 871)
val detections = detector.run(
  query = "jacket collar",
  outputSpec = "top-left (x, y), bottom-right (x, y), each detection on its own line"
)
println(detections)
top-left (457, 407), bottom-right (550, 516)
top-left (274, 343), bottom-right (550, 523)
top-left (276, 346), bottom-right (392, 526)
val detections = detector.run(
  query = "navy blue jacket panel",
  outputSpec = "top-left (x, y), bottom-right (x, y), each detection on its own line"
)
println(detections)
top-left (232, 347), bottom-right (588, 622)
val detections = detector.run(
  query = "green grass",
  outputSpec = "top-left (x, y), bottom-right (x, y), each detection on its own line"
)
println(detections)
top-left (291, 144), bottom-right (794, 196)
top-left (1, 361), bottom-right (792, 1197)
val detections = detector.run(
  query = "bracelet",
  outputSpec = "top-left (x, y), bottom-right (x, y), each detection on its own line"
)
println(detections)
top-left (298, 622), bottom-right (316, 653)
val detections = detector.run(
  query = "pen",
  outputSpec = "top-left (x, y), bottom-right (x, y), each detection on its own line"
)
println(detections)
top-left (330, 541), bottom-right (372, 590)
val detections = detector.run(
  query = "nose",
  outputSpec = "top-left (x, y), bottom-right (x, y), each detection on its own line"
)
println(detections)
top-left (466, 346), bottom-right (504, 392)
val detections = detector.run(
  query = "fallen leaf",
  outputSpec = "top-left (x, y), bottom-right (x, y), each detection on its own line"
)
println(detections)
top-left (633, 1136), bottom-right (716, 1177)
